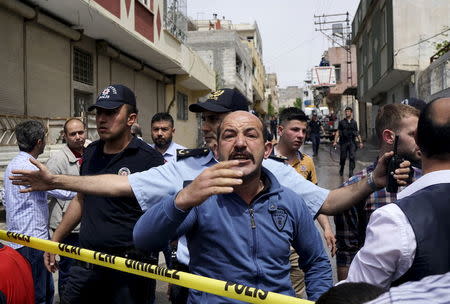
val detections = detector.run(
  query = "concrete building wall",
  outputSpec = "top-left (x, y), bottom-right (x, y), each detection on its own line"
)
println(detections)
top-left (187, 30), bottom-right (253, 101)
top-left (328, 46), bottom-right (358, 95)
top-left (392, 0), bottom-right (450, 72)
top-left (278, 86), bottom-right (302, 108)
top-left (0, 4), bottom-right (212, 148)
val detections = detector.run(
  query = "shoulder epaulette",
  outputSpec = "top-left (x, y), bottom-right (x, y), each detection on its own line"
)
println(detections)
top-left (177, 148), bottom-right (210, 161)
top-left (268, 154), bottom-right (288, 163)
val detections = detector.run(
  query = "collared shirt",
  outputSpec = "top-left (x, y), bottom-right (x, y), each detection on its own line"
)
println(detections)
top-left (338, 118), bottom-right (358, 143)
top-left (150, 141), bottom-right (186, 163)
top-left (367, 272), bottom-right (450, 304)
top-left (128, 151), bottom-right (329, 218)
top-left (129, 151), bottom-right (329, 266)
top-left (79, 137), bottom-right (164, 251)
top-left (273, 146), bottom-right (317, 184)
top-left (334, 162), bottom-right (421, 267)
top-left (47, 145), bottom-right (82, 232)
top-left (4, 152), bottom-right (74, 249)
top-left (134, 168), bottom-right (332, 302)
top-left (342, 170), bottom-right (450, 289)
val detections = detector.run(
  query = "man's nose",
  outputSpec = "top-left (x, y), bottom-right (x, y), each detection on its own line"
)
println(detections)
top-left (235, 134), bottom-right (247, 147)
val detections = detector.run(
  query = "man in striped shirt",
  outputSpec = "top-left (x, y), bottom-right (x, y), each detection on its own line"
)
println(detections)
top-left (4, 120), bottom-right (73, 304)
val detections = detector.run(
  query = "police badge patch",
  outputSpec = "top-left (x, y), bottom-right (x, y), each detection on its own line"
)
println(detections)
top-left (271, 208), bottom-right (288, 232)
top-left (118, 167), bottom-right (131, 176)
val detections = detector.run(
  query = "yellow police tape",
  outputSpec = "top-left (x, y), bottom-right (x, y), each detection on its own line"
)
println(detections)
top-left (0, 230), bottom-right (313, 304)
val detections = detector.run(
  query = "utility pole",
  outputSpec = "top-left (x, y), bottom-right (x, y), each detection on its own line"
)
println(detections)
top-left (314, 12), bottom-right (355, 109)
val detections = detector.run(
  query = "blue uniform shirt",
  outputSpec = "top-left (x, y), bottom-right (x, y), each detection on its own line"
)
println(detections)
top-left (133, 168), bottom-right (333, 302)
top-left (128, 151), bottom-right (329, 218)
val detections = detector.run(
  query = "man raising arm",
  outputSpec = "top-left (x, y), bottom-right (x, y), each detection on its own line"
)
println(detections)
top-left (11, 89), bottom-right (411, 218)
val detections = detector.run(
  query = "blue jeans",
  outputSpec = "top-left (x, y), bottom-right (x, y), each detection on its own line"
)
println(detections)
top-left (17, 246), bottom-right (54, 304)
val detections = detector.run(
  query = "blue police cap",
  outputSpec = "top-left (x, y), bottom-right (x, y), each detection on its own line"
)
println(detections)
top-left (189, 88), bottom-right (249, 113)
top-left (88, 85), bottom-right (136, 111)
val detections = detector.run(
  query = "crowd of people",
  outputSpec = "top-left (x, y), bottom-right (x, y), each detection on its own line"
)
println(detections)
top-left (1, 83), bottom-right (449, 304)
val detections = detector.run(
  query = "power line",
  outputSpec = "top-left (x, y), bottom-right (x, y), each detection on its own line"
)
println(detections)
top-left (265, 34), bottom-right (318, 64)
top-left (394, 27), bottom-right (450, 56)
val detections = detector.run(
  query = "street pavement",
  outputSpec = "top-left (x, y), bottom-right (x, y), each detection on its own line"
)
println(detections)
top-left (0, 141), bottom-right (378, 303)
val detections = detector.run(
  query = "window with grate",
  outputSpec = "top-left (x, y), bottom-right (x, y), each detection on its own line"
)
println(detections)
top-left (177, 92), bottom-right (188, 120)
top-left (73, 48), bottom-right (93, 85)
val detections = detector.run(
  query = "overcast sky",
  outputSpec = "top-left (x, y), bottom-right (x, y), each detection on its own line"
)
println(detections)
top-left (187, 0), bottom-right (360, 88)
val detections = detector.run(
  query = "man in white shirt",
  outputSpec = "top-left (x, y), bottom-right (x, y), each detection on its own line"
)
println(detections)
top-left (150, 112), bottom-right (186, 162)
top-left (343, 97), bottom-right (450, 289)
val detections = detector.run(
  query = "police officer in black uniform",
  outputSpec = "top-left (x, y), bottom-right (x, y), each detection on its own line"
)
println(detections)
top-left (308, 111), bottom-right (324, 156)
top-left (333, 107), bottom-right (363, 178)
top-left (44, 85), bottom-right (164, 304)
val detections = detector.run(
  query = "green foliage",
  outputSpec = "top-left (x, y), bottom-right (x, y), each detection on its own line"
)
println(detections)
top-left (267, 98), bottom-right (276, 116)
top-left (433, 40), bottom-right (449, 57)
top-left (293, 98), bottom-right (302, 109)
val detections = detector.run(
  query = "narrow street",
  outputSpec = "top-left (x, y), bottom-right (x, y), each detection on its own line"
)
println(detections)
top-left (0, 141), bottom-right (378, 303)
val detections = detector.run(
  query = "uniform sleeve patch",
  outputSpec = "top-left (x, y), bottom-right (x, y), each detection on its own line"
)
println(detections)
top-left (177, 148), bottom-right (210, 160)
top-left (271, 208), bottom-right (288, 232)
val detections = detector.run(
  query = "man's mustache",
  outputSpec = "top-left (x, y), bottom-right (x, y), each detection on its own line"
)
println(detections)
top-left (229, 151), bottom-right (255, 163)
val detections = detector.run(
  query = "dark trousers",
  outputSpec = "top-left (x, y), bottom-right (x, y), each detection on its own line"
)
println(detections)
top-left (62, 264), bottom-right (155, 304)
top-left (340, 141), bottom-right (356, 174)
top-left (57, 233), bottom-right (79, 297)
top-left (169, 263), bottom-right (189, 304)
top-left (310, 133), bottom-right (321, 155)
top-left (271, 127), bottom-right (277, 140)
top-left (17, 246), bottom-right (54, 304)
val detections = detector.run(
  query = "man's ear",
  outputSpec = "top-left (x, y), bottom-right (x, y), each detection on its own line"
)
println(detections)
top-left (382, 129), bottom-right (395, 145)
top-left (277, 125), bottom-right (283, 137)
top-left (263, 141), bottom-right (273, 159)
top-left (127, 113), bottom-right (137, 126)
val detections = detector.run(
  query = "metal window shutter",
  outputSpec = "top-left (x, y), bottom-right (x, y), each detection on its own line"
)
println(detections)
top-left (156, 80), bottom-right (166, 112)
top-left (0, 10), bottom-right (25, 114)
top-left (111, 61), bottom-right (134, 90)
top-left (26, 23), bottom-right (70, 117)
top-left (97, 54), bottom-right (110, 91)
top-left (135, 72), bottom-right (157, 138)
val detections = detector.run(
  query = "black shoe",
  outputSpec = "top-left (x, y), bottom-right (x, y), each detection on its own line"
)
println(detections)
top-left (339, 168), bottom-right (344, 176)
top-left (349, 170), bottom-right (354, 178)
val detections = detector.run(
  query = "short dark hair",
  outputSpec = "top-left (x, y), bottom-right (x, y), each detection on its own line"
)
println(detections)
top-left (15, 120), bottom-right (46, 152)
top-left (63, 118), bottom-right (85, 134)
top-left (125, 104), bottom-right (139, 115)
top-left (417, 98), bottom-right (450, 160)
top-left (279, 107), bottom-right (308, 125)
top-left (375, 104), bottom-right (420, 140)
top-left (345, 107), bottom-right (353, 112)
top-left (151, 112), bottom-right (174, 127)
top-left (316, 282), bottom-right (385, 304)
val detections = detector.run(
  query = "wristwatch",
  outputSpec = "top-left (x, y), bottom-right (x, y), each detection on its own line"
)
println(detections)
top-left (367, 172), bottom-right (382, 191)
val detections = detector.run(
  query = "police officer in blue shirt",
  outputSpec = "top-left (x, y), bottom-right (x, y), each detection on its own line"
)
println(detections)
top-left (12, 89), bottom-right (411, 228)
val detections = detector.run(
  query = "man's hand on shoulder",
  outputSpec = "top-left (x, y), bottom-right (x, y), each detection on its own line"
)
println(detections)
top-left (372, 151), bottom-right (411, 188)
top-left (175, 160), bottom-right (243, 210)
top-left (10, 158), bottom-right (56, 192)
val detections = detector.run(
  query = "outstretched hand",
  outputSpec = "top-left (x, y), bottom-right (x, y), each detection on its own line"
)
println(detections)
top-left (175, 160), bottom-right (243, 210)
top-left (10, 158), bottom-right (56, 192)
top-left (372, 151), bottom-right (412, 188)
